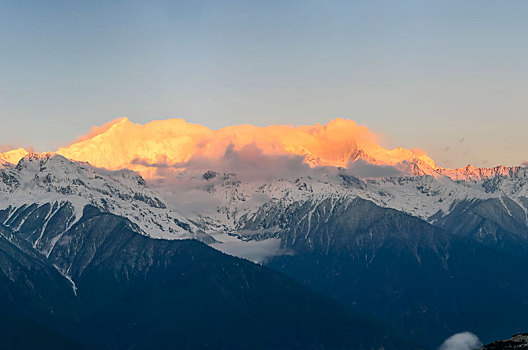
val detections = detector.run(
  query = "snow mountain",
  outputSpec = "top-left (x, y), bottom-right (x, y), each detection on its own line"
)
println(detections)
top-left (3, 149), bottom-right (528, 348)
top-left (0, 153), bottom-right (208, 250)
top-left (0, 154), bottom-right (419, 350)
top-left (156, 157), bottom-right (528, 347)
top-left (171, 155), bottom-right (528, 253)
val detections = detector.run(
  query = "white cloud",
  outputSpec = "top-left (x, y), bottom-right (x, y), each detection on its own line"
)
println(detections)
top-left (439, 332), bottom-right (481, 350)
top-left (211, 236), bottom-right (291, 264)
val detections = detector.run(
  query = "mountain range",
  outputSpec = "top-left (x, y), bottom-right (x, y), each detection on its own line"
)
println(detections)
top-left (2, 118), bottom-right (528, 349)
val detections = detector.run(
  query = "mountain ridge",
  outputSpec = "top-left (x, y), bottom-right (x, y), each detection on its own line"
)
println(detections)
top-left (0, 201), bottom-right (421, 350)
top-left (2, 132), bottom-right (528, 348)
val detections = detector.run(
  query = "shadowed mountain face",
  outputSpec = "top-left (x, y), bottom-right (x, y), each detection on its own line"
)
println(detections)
top-left (0, 205), bottom-right (419, 350)
top-left (0, 227), bottom-right (84, 350)
top-left (433, 197), bottom-right (528, 255)
top-left (0, 311), bottom-right (83, 350)
top-left (235, 197), bottom-right (528, 346)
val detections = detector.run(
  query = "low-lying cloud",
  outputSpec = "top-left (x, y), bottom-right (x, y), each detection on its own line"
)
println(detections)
top-left (133, 143), bottom-right (311, 182)
top-left (439, 332), bottom-right (481, 350)
top-left (211, 237), bottom-right (290, 264)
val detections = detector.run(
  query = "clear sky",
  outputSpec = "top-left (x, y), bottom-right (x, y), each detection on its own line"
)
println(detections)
top-left (1, 0), bottom-right (527, 168)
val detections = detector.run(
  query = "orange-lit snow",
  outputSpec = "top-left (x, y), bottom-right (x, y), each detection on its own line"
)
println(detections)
top-left (0, 147), bottom-right (29, 164)
top-left (1, 117), bottom-right (522, 182)
top-left (47, 117), bottom-right (434, 178)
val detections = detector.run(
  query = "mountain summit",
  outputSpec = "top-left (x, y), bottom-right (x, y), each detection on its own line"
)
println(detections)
top-left (3, 118), bottom-right (525, 184)
top-left (1, 117), bottom-right (437, 178)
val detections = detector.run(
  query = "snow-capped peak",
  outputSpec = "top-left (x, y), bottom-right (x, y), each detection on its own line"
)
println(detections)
top-left (0, 153), bottom-right (200, 241)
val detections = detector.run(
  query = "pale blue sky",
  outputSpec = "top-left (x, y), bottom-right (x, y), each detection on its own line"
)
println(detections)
top-left (1, 0), bottom-right (527, 167)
